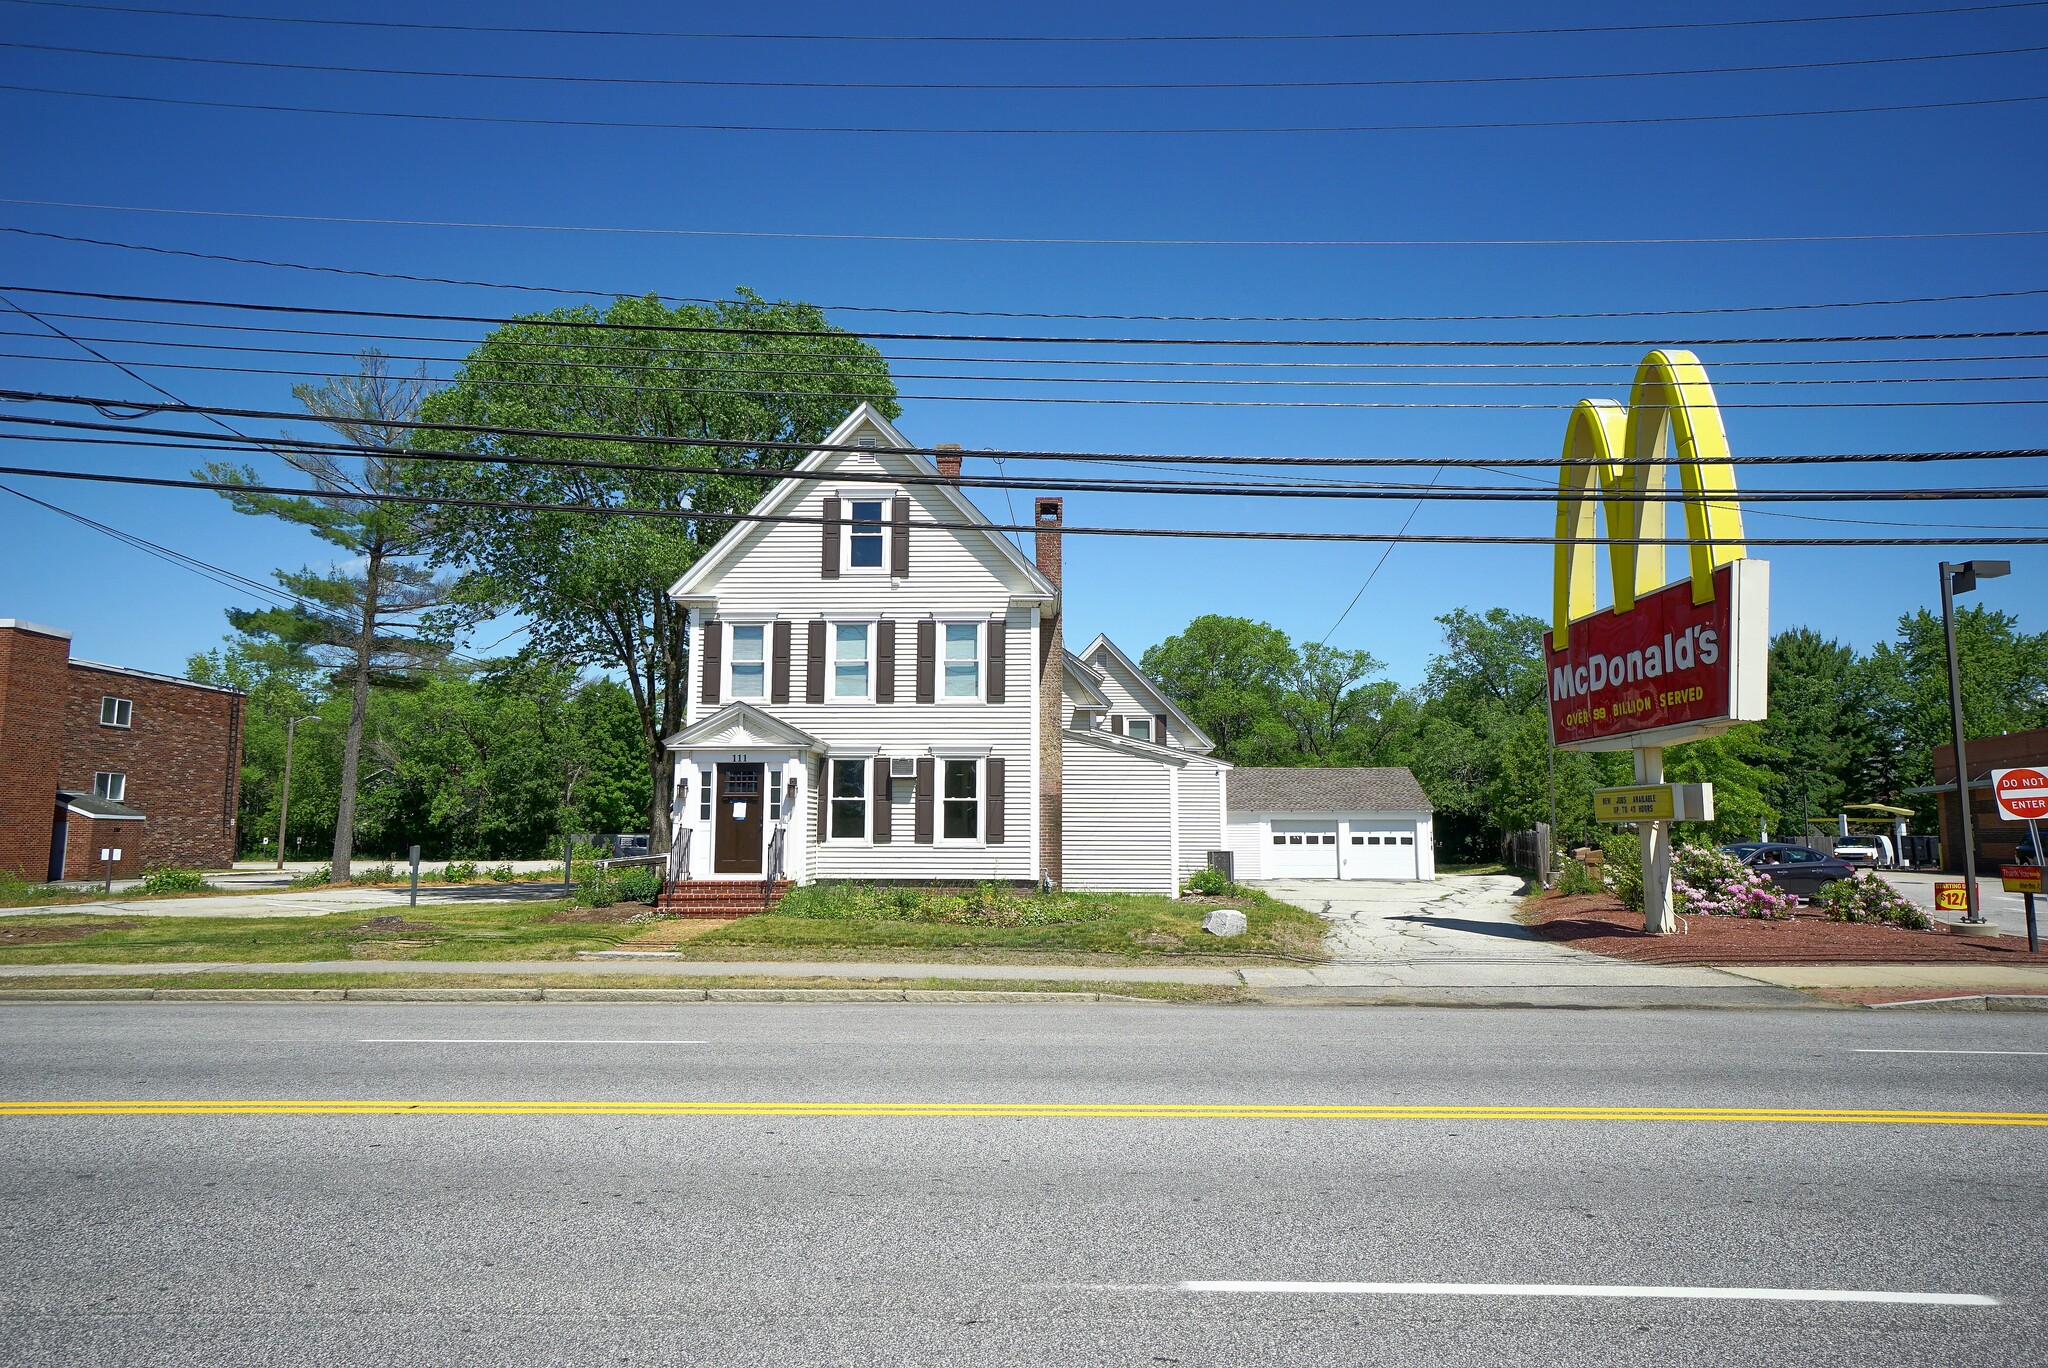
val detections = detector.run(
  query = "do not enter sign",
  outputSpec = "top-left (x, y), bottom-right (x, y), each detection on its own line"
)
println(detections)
top-left (1993, 767), bottom-right (2048, 822)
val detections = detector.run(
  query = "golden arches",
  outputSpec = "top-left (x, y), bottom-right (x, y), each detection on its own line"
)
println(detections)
top-left (1551, 349), bottom-right (1748, 648)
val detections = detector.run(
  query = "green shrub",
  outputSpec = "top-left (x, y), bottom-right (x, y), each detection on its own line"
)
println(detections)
top-left (1182, 866), bottom-right (1246, 898)
top-left (288, 866), bottom-right (332, 889)
top-left (776, 881), bottom-right (1104, 928)
top-left (1552, 858), bottom-right (1602, 897)
top-left (1671, 844), bottom-right (1799, 920)
top-left (1814, 876), bottom-right (1933, 930)
top-left (612, 865), bottom-right (663, 904)
top-left (488, 863), bottom-right (517, 882)
top-left (349, 863), bottom-right (397, 886)
top-left (139, 867), bottom-right (211, 895)
top-left (441, 860), bottom-right (479, 884)
top-left (1601, 831), bottom-right (1644, 912)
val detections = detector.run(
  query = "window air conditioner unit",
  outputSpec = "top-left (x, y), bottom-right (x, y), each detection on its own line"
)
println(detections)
top-left (889, 757), bottom-right (917, 779)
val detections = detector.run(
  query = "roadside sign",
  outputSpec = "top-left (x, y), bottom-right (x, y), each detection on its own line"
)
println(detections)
top-left (1595, 786), bottom-right (1673, 822)
top-left (1934, 882), bottom-right (1971, 914)
top-left (2002, 865), bottom-right (2044, 895)
top-left (1992, 767), bottom-right (2048, 822)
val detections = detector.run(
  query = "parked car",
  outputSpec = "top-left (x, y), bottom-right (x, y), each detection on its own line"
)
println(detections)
top-left (1831, 834), bottom-right (1885, 868)
top-left (1720, 842), bottom-right (1860, 899)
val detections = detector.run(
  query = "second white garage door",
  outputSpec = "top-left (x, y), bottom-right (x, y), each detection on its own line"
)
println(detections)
top-left (1267, 820), bottom-right (1339, 877)
top-left (1343, 821), bottom-right (1419, 879)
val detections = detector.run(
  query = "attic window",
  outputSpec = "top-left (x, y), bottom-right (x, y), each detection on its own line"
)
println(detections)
top-left (848, 500), bottom-right (885, 568)
top-left (853, 435), bottom-right (881, 449)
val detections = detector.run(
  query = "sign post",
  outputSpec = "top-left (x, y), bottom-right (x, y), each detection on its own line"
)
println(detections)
top-left (1991, 770), bottom-right (2048, 952)
top-left (1546, 350), bottom-right (1767, 934)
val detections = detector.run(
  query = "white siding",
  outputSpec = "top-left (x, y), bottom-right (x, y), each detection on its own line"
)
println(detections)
top-left (1083, 649), bottom-right (1190, 748)
top-left (1224, 816), bottom-right (1266, 881)
top-left (1175, 759), bottom-right (1229, 878)
top-left (1062, 736), bottom-right (1179, 896)
top-left (681, 439), bottom-right (1044, 884)
top-left (1225, 808), bottom-right (1437, 882)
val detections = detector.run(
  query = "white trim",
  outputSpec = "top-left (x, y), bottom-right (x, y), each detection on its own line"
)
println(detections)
top-left (724, 622), bottom-right (769, 703)
top-left (829, 620), bottom-right (875, 702)
top-left (1028, 604), bottom-right (1043, 884)
top-left (838, 492), bottom-right (894, 575)
top-left (823, 754), bottom-right (873, 845)
top-left (928, 744), bottom-right (993, 759)
top-left (936, 755), bottom-right (985, 846)
top-left (936, 619), bottom-right (985, 704)
top-left (98, 695), bottom-right (133, 729)
top-left (92, 771), bottom-right (127, 803)
top-left (60, 804), bottom-right (144, 822)
top-left (1125, 716), bottom-right (1155, 744)
top-left (0, 618), bottom-right (70, 640)
top-left (67, 658), bottom-right (244, 696)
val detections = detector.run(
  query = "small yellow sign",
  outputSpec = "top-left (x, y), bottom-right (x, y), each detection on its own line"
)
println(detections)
top-left (1934, 882), bottom-right (1970, 914)
top-left (2001, 865), bottom-right (2043, 895)
top-left (1594, 786), bottom-right (1675, 822)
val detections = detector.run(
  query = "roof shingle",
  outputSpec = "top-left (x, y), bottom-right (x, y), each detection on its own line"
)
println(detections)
top-left (1227, 767), bottom-right (1432, 814)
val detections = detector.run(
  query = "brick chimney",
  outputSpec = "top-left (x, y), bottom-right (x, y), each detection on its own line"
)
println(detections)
top-left (933, 443), bottom-right (963, 481)
top-left (1034, 498), bottom-right (1064, 885)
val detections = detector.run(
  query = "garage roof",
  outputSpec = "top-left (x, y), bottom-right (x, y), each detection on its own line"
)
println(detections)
top-left (1229, 767), bottom-right (1432, 813)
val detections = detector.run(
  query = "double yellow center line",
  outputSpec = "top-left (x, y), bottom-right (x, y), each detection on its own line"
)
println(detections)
top-left (2, 1100), bottom-right (2046, 1126)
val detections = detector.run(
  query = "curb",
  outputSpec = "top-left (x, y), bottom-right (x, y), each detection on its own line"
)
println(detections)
top-left (0, 986), bottom-right (1139, 1004)
top-left (1865, 994), bottom-right (2048, 1012)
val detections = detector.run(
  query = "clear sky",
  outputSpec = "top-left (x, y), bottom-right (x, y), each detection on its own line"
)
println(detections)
top-left (1, 0), bottom-right (2042, 686)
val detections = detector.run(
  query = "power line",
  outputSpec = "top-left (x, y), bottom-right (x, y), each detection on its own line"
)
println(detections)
top-left (12, 0), bottom-right (2041, 43)
top-left (9, 385), bottom-right (2047, 469)
top-left (12, 81), bottom-right (2046, 135)
top-left (14, 226), bottom-right (2048, 323)
top-left (7, 284), bottom-right (2047, 349)
top-left (4, 461), bottom-right (2043, 547)
top-left (14, 38), bottom-right (2048, 93)
top-left (9, 197), bottom-right (2046, 249)
top-left (8, 410), bottom-right (2048, 505)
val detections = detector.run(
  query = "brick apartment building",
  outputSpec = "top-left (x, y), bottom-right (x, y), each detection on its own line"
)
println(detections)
top-left (0, 620), bottom-right (245, 882)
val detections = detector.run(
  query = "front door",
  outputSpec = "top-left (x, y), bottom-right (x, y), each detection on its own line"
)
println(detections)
top-left (713, 763), bottom-right (765, 874)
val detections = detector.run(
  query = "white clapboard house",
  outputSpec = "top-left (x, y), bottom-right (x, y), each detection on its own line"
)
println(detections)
top-left (658, 404), bottom-right (1232, 913)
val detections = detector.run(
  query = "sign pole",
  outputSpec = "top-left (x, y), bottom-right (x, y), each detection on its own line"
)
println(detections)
top-left (1637, 745), bottom-right (1676, 934)
top-left (2029, 817), bottom-right (2042, 954)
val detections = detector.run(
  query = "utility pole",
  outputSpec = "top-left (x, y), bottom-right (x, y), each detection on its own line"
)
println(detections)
top-left (275, 714), bottom-right (320, 872)
top-left (1938, 559), bottom-right (2010, 924)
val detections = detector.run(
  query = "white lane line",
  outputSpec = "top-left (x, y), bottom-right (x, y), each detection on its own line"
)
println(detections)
top-left (1170, 1281), bottom-right (1997, 1305)
top-left (358, 1038), bottom-right (707, 1045)
top-left (1851, 1056), bottom-right (2048, 1064)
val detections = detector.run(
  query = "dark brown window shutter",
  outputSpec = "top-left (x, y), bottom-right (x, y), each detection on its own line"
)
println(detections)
top-left (805, 620), bottom-right (826, 704)
top-left (699, 620), bottom-right (722, 705)
top-left (915, 620), bottom-right (936, 704)
top-left (816, 758), bottom-right (828, 841)
top-left (771, 621), bottom-right (792, 704)
top-left (890, 496), bottom-right (910, 577)
top-left (913, 757), bottom-right (934, 844)
top-left (1108, 714), bottom-right (1124, 736)
top-left (1155, 712), bottom-right (1170, 743)
top-left (986, 757), bottom-right (1006, 844)
top-left (821, 496), bottom-right (842, 579)
top-left (872, 757), bottom-right (893, 843)
top-left (875, 620), bottom-right (897, 704)
top-left (986, 617), bottom-right (1006, 704)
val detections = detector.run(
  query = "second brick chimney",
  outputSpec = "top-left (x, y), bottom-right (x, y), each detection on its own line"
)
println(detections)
top-left (1034, 497), bottom-right (1064, 885)
top-left (933, 443), bottom-right (963, 481)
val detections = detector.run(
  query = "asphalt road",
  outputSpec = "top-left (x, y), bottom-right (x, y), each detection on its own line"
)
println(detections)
top-left (3, 1003), bottom-right (2046, 1366)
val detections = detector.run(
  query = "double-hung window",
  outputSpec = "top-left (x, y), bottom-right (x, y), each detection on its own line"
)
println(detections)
top-left (834, 623), bottom-right (870, 699)
top-left (848, 500), bottom-right (885, 569)
top-left (942, 759), bottom-right (979, 841)
top-left (728, 624), bottom-right (766, 699)
top-left (943, 623), bottom-right (980, 700)
top-left (99, 696), bottom-right (132, 728)
top-left (830, 759), bottom-right (867, 839)
top-left (94, 771), bottom-right (126, 803)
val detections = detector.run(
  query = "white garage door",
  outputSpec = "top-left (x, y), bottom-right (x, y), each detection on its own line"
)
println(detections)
top-left (1344, 821), bottom-right (1419, 879)
top-left (1267, 820), bottom-right (1339, 877)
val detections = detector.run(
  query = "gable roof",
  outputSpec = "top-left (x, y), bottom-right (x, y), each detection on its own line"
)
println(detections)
top-left (1228, 767), bottom-right (1433, 814)
top-left (667, 403), bottom-right (1057, 601)
top-left (1078, 634), bottom-right (1215, 752)
top-left (663, 701), bottom-right (821, 752)
top-left (1062, 650), bottom-right (1110, 708)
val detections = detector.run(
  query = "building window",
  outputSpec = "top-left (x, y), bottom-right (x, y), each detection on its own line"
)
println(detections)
top-left (769, 768), bottom-right (783, 821)
top-left (943, 623), bottom-right (980, 699)
top-left (729, 624), bottom-right (766, 699)
top-left (1126, 717), bottom-right (1153, 742)
top-left (834, 623), bottom-right (870, 699)
top-left (1273, 835), bottom-right (1286, 845)
top-left (99, 696), bottom-right (133, 728)
top-left (698, 769), bottom-right (713, 822)
top-left (848, 500), bottom-right (885, 569)
top-left (94, 772), bottom-right (126, 803)
top-left (830, 759), bottom-right (867, 839)
top-left (942, 759), bottom-right (979, 841)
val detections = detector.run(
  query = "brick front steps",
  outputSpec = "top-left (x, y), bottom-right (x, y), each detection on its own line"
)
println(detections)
top-left (655, 880), bottom-right (792, 918)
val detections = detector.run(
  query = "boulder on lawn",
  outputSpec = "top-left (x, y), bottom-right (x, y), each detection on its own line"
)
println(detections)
top-left (1202, 908), bottom-right (1248, 938)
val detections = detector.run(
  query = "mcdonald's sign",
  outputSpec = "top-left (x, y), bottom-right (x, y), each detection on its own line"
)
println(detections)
top-left (1544, 350), bottom-right (1770, 751)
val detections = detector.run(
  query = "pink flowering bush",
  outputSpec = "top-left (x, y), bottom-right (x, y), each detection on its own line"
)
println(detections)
top-left (1671, 844), bottom-right (1801, 920)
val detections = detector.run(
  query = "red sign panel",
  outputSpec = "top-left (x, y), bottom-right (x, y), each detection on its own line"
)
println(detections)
top-left (1992, 767), bottom-right (2048, 822)
top-left (1546, 563), bottom-right (1745, 749)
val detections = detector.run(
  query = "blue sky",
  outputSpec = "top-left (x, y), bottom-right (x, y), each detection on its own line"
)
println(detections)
top-left (1, 0), bottom-right (2043, 686)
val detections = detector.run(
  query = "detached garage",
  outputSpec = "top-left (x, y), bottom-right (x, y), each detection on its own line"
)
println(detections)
top-left (1224, 767), bottom-right (1435, 882)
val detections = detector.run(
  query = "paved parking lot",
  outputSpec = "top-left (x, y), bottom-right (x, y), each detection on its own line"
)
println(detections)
top-left (1876, 869), bottom-right (2041, 941)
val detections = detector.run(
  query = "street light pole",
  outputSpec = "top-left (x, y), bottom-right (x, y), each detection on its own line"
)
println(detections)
top-left (1938, 560), bottom-right (2010, 924)
top-left (274, 714), bottom-right (320, 872)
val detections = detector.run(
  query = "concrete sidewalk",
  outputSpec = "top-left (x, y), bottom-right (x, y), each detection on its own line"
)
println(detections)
top-left (8, 881), bottom-right (566, 919)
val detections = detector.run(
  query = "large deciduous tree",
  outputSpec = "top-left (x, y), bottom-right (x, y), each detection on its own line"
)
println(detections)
top-left (1140, 615), bottom-right (1296, 763)
top-left (405, 292), bottom-right (897, 850)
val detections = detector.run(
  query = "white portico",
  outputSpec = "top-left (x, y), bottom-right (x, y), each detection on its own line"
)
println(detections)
top-left (663, 702), bottom-right (820, 884)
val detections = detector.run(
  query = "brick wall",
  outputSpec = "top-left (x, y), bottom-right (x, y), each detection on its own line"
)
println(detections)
top-left (1931, 726), bottom-right (2047, 869)
top-left (63, 662), bottom-right (245, 871)
top-left (0, 625), bottom-right (70, 879)
top-left (60, 813), bottom-right (143, 882)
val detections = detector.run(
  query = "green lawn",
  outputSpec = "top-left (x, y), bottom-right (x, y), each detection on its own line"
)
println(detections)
top-left (0, 972), bottom-right (1243, 1002)
top-left (0, 887), bottom-right (1328, 966)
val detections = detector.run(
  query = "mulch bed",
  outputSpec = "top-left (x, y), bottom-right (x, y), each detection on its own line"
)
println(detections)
top-left (1524, 891), bottom-right (2048, 966)
top-left (0, 919), bottom-right (138, 944)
